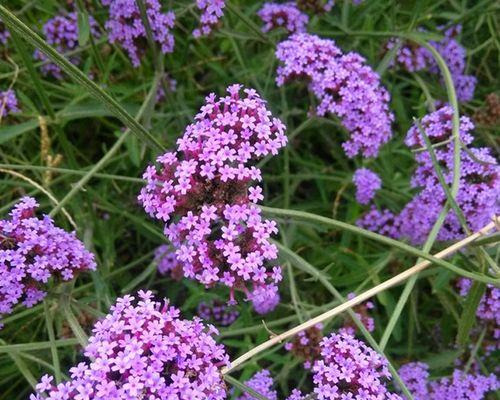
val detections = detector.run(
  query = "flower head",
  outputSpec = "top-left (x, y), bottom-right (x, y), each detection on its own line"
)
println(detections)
top-left (34, 12), bottom-right (100, 79)
top-left (0, 20), bottom-right (10, 45)
top-left (31, 291), bottom-right (229, 400)
top-left (257, 2), bottom-right (309, 34)
top-left (197, 299), bottom-right (239, 326)
top-left (102, 0), bottom-right (175, 67)
top-left (236, 370), bottom-right (277, 400)
top-left (285, 323), bottom-right (323, 369)
top-left (0, 89), bottom-right (20, 118)
top-left (193, 0), bottom-right (226, 38)
top-left (353, 168), bottom-right (381, 205)
top-left (0, 197), bottom-right (96, 328)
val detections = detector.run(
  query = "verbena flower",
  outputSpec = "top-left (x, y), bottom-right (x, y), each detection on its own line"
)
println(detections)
top-left (0, 20), bottom-right (9, 45)
top-left (0, 197), bottom-right (96, 328)
top-left (353, 168), bottom-right (381, 205)
top-left (0, 89), bottom-right (20, 117)
top-left (388, 26), bottom-right (476, 102)
top-left (276, 33), bottom-right (394, 158)
top-left (102, 0), bottom-right (175, 67)
top-left (236, 370), bottom-right (277, 400)
top-left (356, 206), bottom-right (400, 239)
top-left (357, 106), bottom-right (499, 244)
top-left (257, 2), bottom-right (309, 34)
top-left (139, 84), bottom-right (286, 305)
top-left (30, 290), bottom-right (229, 400)
top-left (250, 284), bottom-right (280, 314)
top-left (399, 362), bottom-right (499, 400)
top-left (197, 299), bottom-right (239, 326)
top-left (154, 244), bottom-right (181, 277)
top-left (284, 323), bottom-right (323, 369)
top-left (193, 0), bottom-right (226, 38)
top-left (341, 292), bottom-right (375, 334)
top-left (312, 331), bottom-right (402, 399)
top-left (286, 389), bottom-right (309, 400)
top-left (34, 12), bottom-right (100, 79)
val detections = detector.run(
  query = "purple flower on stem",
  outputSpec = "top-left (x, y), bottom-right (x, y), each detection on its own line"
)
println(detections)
top-left (236, 370), bottom-right (277, 400)
top-left (102, 0), bottom-right (175, 67)
top-left (30, 291), bottom-right (229, 400)
top-left (284, 323), bottom-right (323, 369)
top-left (139, 84), bottom-right (287, 305)
top-left (257, 2), bottom-right (309, 34)
top-left (193, 0), bottom-right (226, 38)
top-left (197, 299), bottom-right (239, 326)
top-left (0, 89), bottom-right (20, 118)
top-left (34, 12), bottom-right (100, 79)
top-left (353, 168), bottom-right (382, 205)
top-left (276, 33), bottom-right (394, 158)
top-left (0, 197), bottom-right (96, 328)
top-left (153, 244), bottom-right (182, 277)
top-left (0, 19), bottom-right (10, 45)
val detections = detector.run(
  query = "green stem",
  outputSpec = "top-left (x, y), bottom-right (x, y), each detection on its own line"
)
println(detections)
top-left (0, 5), bottom-right (165, 152)
top-left (226, 1), bottom-right (272, 44)
top-left (261, 206), bottom-right (499, 285)
top-left (44, 300), bottom-right (62, 384)
top-left (224, 375), bottom-right (272, 400)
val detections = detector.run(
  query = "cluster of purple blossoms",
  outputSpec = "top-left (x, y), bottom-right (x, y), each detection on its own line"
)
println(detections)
top-left (139, 84), bottom-right (287, 307)
top-left (341, 292), bottom-right (375, 335)
top-left (236, 370), bottom-right (277, 400)
top-left (0, 89), bottom-right (20, 118)
top-left (276, 33), bottom-right (394, 158)
top-left (154, 244), bottom-right (182, 277)
top-left (102, 0), bottom-right (175, 67)
top-left (197, 299), bottom-right (239, 326)
top-left (399, 362), bottom-right (498, 400)
top-left (285, 323), bottom-right (323, 369)
top-left (0, 20), bottom-right (9, 45)
top-left (34, 12), bottom-right (100, 79)
top-left (352, 168), bottom-right (382, 205)
top-left (31, 290), bottom-right (229, 400)
top-left (457, 278), bottom-right (499, 343)
top-left (0, 197), bottom-right (96, 328)
top-left (249, 283), bottom-right (280, 314)
top-left (193, 0), bottom-right (226, 38)
top-left (257, 2), bottom-right (309, 34)
top-left (388, 26), bottom-right (476, 102)
top-left (358, 106), bottom-right (499, 244)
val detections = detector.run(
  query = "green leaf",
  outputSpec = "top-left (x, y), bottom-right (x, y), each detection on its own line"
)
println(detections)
top-left (77, 11), bottom-right (90, 46)
top-left (456, 281), bottom-right (485, 347)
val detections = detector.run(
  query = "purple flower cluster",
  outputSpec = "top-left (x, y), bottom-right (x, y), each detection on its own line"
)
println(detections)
top-left (0, 197), bottom-right (96, 328)
top-left (389, 26), bottom-right (476, 102)
top-left (276, 33), bottom-right (394, 158)
top-left (257, 2), bottom-right (309, 34)
top-left (197, 299), bottom-right (239, 326)
top-left (353, 168), bottom-right (381, 205)
top-left (356, 206), bottom-right (400, 239)
top-left (457, 278), bottom-right (499, 342)
top-left (31, 290), bottom-right (229, 400)
top-left (154, 244), bottom-right (181, 276)
top-left (249, 283), bottom-right (280, 314)
top-left (341, 292), bottom-right (375, 335)
top-left (236, 370), bottom-right (277, 400)
top-left (0, 20), bottom-right (9, 45)
top-left (34, 12), bottom-right (100, 79)
top-left (399, 362), bottom-right (498, 400)
top-left (358, 106), bottom-right (499, 244)
top-left (139, 84), bottom-right (287, 306)
top-left (284, 323), bottom-right (323, 369)
top-left (312, 331), bottom-right (402, 399)
top-left (0, 89), bottom-right (20, 118)
top-left (102, 0), bottom-right (175, 67)
top-left (193, 0), bottom-right (226, 38)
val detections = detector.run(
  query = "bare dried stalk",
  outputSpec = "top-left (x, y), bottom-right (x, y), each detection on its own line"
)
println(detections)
top-left (222, 218), bottom-right (498, 375)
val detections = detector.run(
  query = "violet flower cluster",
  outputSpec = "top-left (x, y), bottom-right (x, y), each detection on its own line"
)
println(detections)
top-left (0, 19), bottom-right (9, 45)
top-left (341, 292), bottom-right (375, 335)
top-left (139, 84), bottom-right (287, 308)
top-left (284, 323), bottom-right (323, 369)
top-left (31, 290), bottom-right (229, 400)
top-left (197, 299), bottom-right (239, 326)
top-left (358, 106), bottom-right (499, 244)
top-left (388, 26), bottom-right (476, 102)
top-left (0, 197), bottom-right (96, 328)
top-left (399, 362), bottom-right (498, 400)
top-left (193, 0), bottom-right (226, 38)
top-left (236, 370), bottom-right (278, 400)
top-left (34, 12), bottom-right (100, 79)
top-left (353, 168), bottom-right (381, 205)
top-left (457, 278), bottom-right (499, 342)
top-left (312, 331), bottom-right (402, 399)
top-left (154, 244), bottom-right (181, 276)
top-left (257, 2), bottom-right (309, 34)
top-left (0, 89), bottom-right (20, 118)
top-left (102, 0), bottom-right (175, 67)
top-left (276, 33), bottom-right (394, 158)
